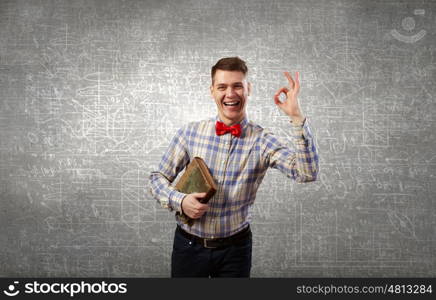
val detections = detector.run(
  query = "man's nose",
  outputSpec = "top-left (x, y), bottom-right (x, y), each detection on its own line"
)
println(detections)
top-left (226, 87), bottom-right (237, 97)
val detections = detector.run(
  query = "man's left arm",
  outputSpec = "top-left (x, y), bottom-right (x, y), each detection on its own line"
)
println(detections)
top-left (262, 117), bottom-right (319, 182)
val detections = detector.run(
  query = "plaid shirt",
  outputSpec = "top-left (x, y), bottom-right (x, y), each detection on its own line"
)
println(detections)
top-left (149, 116), bottom-right (319, 238)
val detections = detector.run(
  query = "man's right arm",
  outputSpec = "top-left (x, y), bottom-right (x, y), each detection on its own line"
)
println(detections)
top-left (149, 127), bottom-right (190, 214)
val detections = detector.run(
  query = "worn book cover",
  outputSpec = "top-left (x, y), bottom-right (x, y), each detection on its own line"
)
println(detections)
top-left (175, 157), bottom-right (217, 225)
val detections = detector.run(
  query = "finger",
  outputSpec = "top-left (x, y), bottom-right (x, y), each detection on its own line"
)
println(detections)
top-left (194, 209), bottom-right (207, 218)
top-left (294, 71), bottom-right (300, 91)
top-left (193, 192), bottom-right (207, 198)
top-left (274, 87), bottom-right (289, 97)
top-left (274, 95), bottom-right (282, 107)
top-left (195, 212), bottom-right (205, 219)
top-left (284, 71), bottom-right (295, 89)
top-left (274, 87), bottom-right (289, 105)
top-left (197, 204), bottom-right (209, 211)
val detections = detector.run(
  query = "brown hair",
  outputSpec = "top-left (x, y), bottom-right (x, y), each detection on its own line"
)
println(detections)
top-left (211, 57), bottom-right (248, 83)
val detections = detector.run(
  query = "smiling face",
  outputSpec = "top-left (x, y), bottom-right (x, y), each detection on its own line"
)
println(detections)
top-left (210, 70), bottom-right (251, 126)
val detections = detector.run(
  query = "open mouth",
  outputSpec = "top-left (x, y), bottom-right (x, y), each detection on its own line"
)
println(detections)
top-left (223, 100), bottom-right (240, 107)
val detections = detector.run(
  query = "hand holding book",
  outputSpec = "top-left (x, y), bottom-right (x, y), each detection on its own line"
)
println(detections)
top-left (181, 192), bottom-right (208, 219)
top-left (174, 157), bottom-right (217, 226)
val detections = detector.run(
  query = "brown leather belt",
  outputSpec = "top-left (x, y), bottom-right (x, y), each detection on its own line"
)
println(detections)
top-left (176, 225), bottom-right (251, 249)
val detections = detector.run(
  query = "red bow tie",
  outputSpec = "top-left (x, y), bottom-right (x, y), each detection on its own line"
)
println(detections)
top-left (215, 121), bottom-right (242, 137)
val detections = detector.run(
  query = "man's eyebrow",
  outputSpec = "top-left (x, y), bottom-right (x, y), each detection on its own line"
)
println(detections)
top-left (216, 82), bottom-right (243, 86)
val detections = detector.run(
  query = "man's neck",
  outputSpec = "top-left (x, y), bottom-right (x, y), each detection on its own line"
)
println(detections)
top-left (218, 115), bottom-right (245, 126)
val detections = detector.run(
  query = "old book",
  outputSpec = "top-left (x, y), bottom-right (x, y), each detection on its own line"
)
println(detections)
top-left (174, 157), bottom-right (217, 225)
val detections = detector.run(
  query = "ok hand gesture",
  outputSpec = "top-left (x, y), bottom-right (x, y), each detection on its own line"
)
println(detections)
top-left (273, 71), bottom-right (305, 124)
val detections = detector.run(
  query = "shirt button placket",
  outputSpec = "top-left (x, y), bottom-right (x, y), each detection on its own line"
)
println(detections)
top-left (221, 135), bottom-right (231, 184)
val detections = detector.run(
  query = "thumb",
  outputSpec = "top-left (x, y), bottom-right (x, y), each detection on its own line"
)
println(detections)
top-left (274, 94), bottom-right (283, 107)
top-left (192, 192), bottom-right (207, 198)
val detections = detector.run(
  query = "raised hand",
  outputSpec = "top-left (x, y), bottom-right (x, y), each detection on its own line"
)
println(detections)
top-left (273, 71), bottom-right (305, 124)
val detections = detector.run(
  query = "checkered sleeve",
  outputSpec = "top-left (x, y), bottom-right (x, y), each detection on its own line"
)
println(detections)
top-left (261, 118), bottom-right (319, 183)
top-left (149, 127), bottom-right (190, 213)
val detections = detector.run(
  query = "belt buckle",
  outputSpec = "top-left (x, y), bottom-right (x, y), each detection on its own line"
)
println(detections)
top-left (203, 238), bottom-right (217, 249)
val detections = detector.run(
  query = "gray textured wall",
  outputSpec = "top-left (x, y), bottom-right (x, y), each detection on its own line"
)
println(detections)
top-left (1, 0), bottom-right (435, 277)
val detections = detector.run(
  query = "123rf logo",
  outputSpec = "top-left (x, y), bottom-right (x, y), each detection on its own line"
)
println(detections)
top-left (390, 9), bottom-right (426, 43)
top-left (3, 281), bottom-right (19, 297)
top-left (3, 281), bottom-right (127, 297)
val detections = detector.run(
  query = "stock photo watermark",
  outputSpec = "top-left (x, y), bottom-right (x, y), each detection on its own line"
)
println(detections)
top-left (390, 9), bottom-right (427, 43)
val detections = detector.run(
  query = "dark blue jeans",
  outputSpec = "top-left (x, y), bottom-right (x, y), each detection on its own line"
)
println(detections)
top-left (171, 226), bottom-right (252, 278)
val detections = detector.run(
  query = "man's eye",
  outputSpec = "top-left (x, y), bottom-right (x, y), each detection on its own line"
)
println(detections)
top-left (234, 85), bottom-right (243, 89)
top-left (218, 87), bottom-right (226, 91)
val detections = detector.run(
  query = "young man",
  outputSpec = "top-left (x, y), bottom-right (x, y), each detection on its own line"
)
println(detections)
top-left (149, 57), bottom-right (319, 277)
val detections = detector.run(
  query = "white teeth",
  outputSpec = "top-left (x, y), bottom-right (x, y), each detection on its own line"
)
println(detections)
top-left (224, 101), bottom-right (239, 106)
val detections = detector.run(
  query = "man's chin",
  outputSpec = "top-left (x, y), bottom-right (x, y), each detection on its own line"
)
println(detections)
top-left (221, 112), bottom-right (244, 124)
